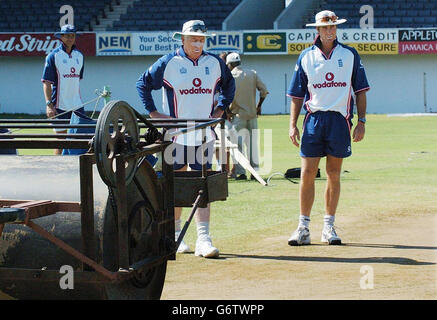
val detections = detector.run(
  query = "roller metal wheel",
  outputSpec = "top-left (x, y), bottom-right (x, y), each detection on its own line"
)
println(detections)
top-left (102, 162), bottom-right (167, 300)
top-left (94, 100), bottom-right (140, 188)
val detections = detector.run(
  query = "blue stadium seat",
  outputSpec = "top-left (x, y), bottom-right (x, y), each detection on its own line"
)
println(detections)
top-left (400, 3), bottom-right (413, 9)
top-left (424, 17), bottom-right (437, 24)
top-left (384, 10), bottom-right (395, 17)
top-left (424, 3), bottom-right (434, 9)
top-left (418, 10), bottom-right (431, 17)
top-left (389, 17), bottom-right (401, 25)
top-left (413, 17), bottom-right (425, 25)
top-left (377, 17), bottom-right (389, 25)
top-left (401, 17), bottom-right (414, 25)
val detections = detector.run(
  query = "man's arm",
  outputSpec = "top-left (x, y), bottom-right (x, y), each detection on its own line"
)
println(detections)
top-left (136, 54), bottom-right (175, 118)
top-left (255, 72), bottom-right (269, 115)
top-left (42, 81), bottom-right (56, 118)
top-left (256, 97), bottom-right (266, 115)
top-left (289, 97), bottom-right (304, 147)
top-left (216, 57), bottom-right (236, 111)
top-left (352, 91), bottom-right (367, 142)
top-left (211, 107), bottom-right (224, 119)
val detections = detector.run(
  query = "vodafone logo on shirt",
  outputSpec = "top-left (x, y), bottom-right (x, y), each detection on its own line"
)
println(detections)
top-left (63, 66), bottom-right (80, 78)
top-left (179, 78), bottom-right (212, 95)
top-left (312, 72), bottom-right (346, 89)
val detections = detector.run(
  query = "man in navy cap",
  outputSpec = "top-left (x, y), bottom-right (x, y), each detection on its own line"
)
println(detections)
top-left (41, 24), bottom-right (84, 154)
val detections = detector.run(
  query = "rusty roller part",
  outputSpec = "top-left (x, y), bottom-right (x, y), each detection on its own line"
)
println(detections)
top-left (0, 156), bottom-right (169, 299)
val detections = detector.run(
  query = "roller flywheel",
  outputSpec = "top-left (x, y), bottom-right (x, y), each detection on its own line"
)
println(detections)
top-left (94, 100), bottom-right (140, 188)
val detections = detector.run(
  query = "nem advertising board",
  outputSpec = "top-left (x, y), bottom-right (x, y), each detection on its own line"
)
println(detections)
top-left (133, 32), bottom-right (180, 55)
top-left (96, 32), bottom-right (132, 55)
top-left (205, 31), bottom-right (242, 53)
top-left (287, 29), bottom-right (398, 55)
top-left (97, 31), bottom-right (242, 56)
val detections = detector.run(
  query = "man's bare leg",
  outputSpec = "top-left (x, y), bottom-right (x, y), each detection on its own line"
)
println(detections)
top-left (321, 155), bottom-right (343, 245)
top-left (299, 156), bottom-right (321, 217)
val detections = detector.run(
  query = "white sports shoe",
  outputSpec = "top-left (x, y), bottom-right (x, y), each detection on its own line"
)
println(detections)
top-left (321, 225), bottom-right (342, 245)
top-left (288, 227), bottom-right (311, 246)
top-left (195, 235), bottom-right (219, 258)
top-left (175, 232), bottom-right (191, 253)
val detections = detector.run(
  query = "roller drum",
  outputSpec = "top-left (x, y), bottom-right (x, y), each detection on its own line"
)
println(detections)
top-left (0, 156), bottom-right (167, 300)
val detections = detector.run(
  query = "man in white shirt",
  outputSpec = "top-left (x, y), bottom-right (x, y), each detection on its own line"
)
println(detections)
top-left (41, 24), bottom-right (84, 155)
top-left (287, 11), bottom-right (369, 246)
top-left (136, 20), bottom-right (235, 258)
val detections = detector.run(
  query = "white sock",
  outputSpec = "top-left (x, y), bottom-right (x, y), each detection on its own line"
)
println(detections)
top-left (324, 215), bottom-right (335, 228)
top-left (298, 215), bottom-right (310, 229)
top-left (197, 221), bottom-right (210, 240)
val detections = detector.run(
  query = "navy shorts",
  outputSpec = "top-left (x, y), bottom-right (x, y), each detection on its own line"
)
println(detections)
top-left (300, 111), bottom-right (352, 158)
top-left (171, 141), bottom-right (214, 171)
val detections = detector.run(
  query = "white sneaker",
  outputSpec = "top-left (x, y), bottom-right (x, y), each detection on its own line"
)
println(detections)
top-left (195, 235), bottom-right (219, 258)
top-left (288, 227), bottom-right (311, 246)
top-left (175, 232), bottom-right (191, 253)
top-left (321, 225), bottom-right (342, 245)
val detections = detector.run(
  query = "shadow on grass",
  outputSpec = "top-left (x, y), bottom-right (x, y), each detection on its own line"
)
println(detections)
top-left (220, 251), bottom-right (436, 266)
top-left (344, 243), bottom-right (437, 251)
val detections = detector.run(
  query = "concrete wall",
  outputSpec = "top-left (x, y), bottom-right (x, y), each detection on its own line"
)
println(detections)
top-left (275, 0), bottom-right (320, 29)
top-left (0, 54), bottom-right (436, 115)
top-left (223, 0), bottom-right (285, 31)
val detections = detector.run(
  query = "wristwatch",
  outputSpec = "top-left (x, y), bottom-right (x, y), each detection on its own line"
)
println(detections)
top-left (46, 101), bottom-right (53, 107)
top-left (358, 117), bottom-right (366, 124)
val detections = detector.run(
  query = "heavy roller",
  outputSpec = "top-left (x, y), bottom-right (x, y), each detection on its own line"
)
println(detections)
top-left (0, 100), bottom-right (228, 300)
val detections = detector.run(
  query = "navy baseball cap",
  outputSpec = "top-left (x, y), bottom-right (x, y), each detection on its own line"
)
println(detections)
top-left (54, 24), bottom-right (79, 38)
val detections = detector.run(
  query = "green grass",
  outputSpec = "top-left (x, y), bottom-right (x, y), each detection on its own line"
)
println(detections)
top-left (3, 114), bottom-right (437, 244)
top-left (202, 114), bottom-right (437, 245)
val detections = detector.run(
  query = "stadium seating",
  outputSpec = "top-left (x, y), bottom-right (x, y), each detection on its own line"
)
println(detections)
top-left (0, 0), bottom-right (240, 32)
top-left (0, 0), bottom-right (112, 32)
top-left (108, 0), bottom-right (242, 31)
top-left (304, 0), bottom-right (437, 28)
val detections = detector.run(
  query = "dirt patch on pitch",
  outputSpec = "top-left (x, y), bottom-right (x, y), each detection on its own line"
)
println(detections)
top-left (161, 212), bottom-right (437, 300)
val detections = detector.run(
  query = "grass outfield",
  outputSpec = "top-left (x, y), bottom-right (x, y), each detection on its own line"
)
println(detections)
top-left (9, 114), bottom-right (437, 244)
top-left (207, 114), bottom-right (437, 244)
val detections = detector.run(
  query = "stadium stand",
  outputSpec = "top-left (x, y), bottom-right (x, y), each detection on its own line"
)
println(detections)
top-left (0, 0), bottom-right (112, 32)
top-left (301, 0), bottom-right (437, 29)
top-left (109, 0), bottom-right (242, 31)
top-left (0, 0), bottom-right (241, 32)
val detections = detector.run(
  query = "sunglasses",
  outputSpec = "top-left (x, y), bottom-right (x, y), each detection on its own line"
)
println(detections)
top-left (189, 24), bottom-right (207, 33)
top-left (319, 15), bottom-right (338, 23)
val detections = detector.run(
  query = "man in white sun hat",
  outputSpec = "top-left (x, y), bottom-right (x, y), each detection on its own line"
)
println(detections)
top-left (136, 20), bottom-right (235, 258)
top-left (287, 10), bottom-right (370, 246)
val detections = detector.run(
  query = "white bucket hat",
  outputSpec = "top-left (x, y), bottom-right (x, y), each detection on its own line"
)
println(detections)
top-left (226, 52), bottom-right (240, 64)
top-left (306, 10), bottom-right (346, 27)
top-left (173, 20), bottom-right (214, 41)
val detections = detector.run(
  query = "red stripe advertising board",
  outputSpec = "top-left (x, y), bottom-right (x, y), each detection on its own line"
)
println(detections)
top-left (0, 32), bottom-right (96, 56)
